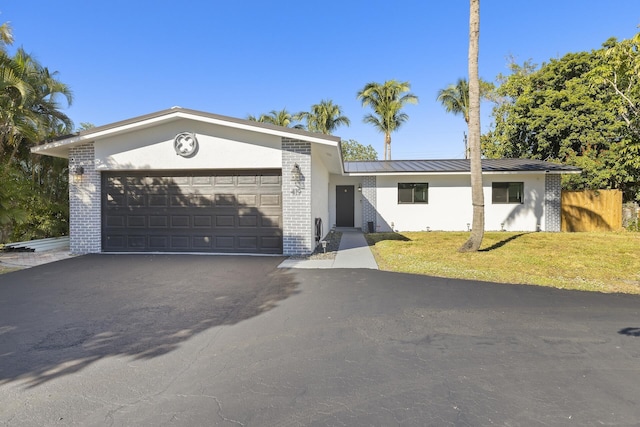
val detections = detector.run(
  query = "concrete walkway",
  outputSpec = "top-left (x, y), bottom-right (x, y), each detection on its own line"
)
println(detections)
top-left (278, 230), bottom-right (378, 270)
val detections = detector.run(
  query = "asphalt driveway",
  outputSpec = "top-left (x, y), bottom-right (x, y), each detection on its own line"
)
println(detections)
top-left (1, 255), bottom-right (639, 426)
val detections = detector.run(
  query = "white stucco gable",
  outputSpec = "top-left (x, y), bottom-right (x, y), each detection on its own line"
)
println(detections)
top-left (31, 107), bottom-right (342, 170)
top-left (93, 119), bottom-right (283, 171)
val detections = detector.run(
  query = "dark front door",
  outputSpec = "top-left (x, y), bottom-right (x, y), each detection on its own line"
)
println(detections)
top-left (336, 185), bottom-right (354, 227)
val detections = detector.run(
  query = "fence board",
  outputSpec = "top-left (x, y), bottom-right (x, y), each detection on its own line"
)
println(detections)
top-left (561, 190), bottom-right (622, 232)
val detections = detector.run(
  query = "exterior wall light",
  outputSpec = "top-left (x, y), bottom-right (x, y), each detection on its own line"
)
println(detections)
top-left (358, 183), bottom-right (362, 192)
top-left (73, 165), bottom-right (84, 183)
top-left (291, 163), bottom-right (302, 183)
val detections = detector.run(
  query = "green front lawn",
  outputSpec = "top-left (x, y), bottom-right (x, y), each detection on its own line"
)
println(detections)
top-left (366, 232), bottom-right (640, 294)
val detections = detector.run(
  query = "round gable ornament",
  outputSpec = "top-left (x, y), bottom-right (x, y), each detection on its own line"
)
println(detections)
top-left (174, 132), bottom-right (199, 158)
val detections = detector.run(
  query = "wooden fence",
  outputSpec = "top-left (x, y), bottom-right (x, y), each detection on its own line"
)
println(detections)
top-left (561, 189), bottom-right (623, 232)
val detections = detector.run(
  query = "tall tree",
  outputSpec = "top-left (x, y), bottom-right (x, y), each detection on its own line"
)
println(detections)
top-left (0, 23), bottom-right (73, 242)
top-left (246, 108), bottom-right (304, 129)
top-left (459, 0), bottom-right (484, 252)
top-left (483, 40), bottom-right (640, 201)
top-left (436, 78), bottom-right (494, 158)
top-left (437, 78), bottom-right (471, 123)
top-left (1, 48), bottom-right (73, 161)
top-left (295, 99), bottom-right (350, 134)
top-left (356, 80), bottom-right (418, 160)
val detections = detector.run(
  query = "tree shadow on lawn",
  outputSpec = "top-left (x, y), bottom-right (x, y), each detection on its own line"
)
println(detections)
top-left (479, 233), bottom-right (530, 252)
top-left (365, 232), bottom-right (412, 246)
top-left (0, 254), bottom-right (298, 388)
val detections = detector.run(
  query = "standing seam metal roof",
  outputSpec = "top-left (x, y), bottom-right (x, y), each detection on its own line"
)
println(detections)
top-left (344, 159), bottom-right (581, 174)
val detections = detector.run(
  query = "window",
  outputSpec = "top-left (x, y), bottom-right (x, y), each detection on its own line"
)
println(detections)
top-left (492, 182), bottom-right (524, 204)
top-left (398, 183), bottom-right (428, 204)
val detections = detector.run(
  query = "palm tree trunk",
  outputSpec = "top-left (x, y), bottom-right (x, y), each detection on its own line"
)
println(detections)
top-left (385, 132), bottom-right (391, 160)
top-left (459, 0), bottom-right (484, 252)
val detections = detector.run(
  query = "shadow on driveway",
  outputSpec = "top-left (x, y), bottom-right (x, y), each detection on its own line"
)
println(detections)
top-left (0, 254), bottom-right (295, 388)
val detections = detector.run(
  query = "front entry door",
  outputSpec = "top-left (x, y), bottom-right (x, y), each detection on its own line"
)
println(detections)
top-left (336, 185), bottom-right (354, 227)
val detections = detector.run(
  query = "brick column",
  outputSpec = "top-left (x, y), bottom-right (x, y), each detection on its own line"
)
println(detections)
top-left (361, 176), bottom-right (377, 232)
top-left (282, 138), bottom-right (312, 255)
top-left (544, 174), bottom-right (561, 232)
top-left (69, 143), bottom-right (101, 254)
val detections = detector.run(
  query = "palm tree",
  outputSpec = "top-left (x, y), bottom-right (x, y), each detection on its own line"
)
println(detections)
top-left (295, 99), bottom-right (350, 134)
top-left (437, 78), bottom-right (471, 123)
top-left (0, 22), bottom-right (13, 48)
top-left (0, 47), bottom-right (73, 161)
top-left (357, 80), bottom-right (418, 160)
top-left (246, 108), bottom-right (304, 129)
top-left (437, 77), bottom-right (495, 158)
top-left (458, 0), bottom-right (485, 253)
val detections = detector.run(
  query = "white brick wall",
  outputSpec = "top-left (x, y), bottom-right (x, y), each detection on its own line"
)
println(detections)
top-left (282, 138), bottom-right (312, 255)
top-left (69, 143), bottom-right (101, 254)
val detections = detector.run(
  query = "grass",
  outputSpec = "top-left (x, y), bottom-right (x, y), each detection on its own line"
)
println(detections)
top-left (0, 265), bottom-right (20, 275)
top-left (366, 231), bottom-right (640, 294)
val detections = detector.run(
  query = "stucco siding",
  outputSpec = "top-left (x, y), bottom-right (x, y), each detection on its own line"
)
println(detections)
top-left (94, 120), bottom-right (282, 170)
top-left (375, 174), bottom-right (547, 232)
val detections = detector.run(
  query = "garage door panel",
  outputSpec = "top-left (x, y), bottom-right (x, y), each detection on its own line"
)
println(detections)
top-left (170, 215), bottom-right (190, 228)
top-left (103, 170), bottom-right (282, 253)
top-left (261, 215), bottom-right (281, 228)
top-left (149, 215), bottom-right (168, 228)
top-left (193, 236), bottom-right (212, 248)
top-left (193, 215), bottom-right (212, 227)
top-left (215, 236), bottom-right (234, 250)
top-left (149, 194), bottom-right (169, 207)
top-left (238, 215), bottom-right (258, 227)
top-left (104, 235), bottom-right (126, 250)
top-left (237, 194), bottom-right (257, 206)
top-left (261, 236), bottom-right (282, 250)
top-left (149, 236), bottom-right (168, 250)
top-left (128, 235), bottom-right (146, 249)
top-left (260, 194), bottom-right (280, 207)
top-left (215, 176), bottom-right (234, 186)
top-left (127, 216), bottom-right (146, 228)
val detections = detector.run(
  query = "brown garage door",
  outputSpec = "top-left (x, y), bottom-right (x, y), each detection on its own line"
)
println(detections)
top-left (102, 170), bottom-right (282, 253)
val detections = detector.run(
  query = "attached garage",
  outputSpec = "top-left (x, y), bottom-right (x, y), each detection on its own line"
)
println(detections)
top-left (102, 170), bottom-right (282, 254)
top-left (30, 107), bottom-right (343, 256)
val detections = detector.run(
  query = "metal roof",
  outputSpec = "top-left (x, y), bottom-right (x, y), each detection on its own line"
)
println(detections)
top-left (344, 158), bottom-right (581, 174)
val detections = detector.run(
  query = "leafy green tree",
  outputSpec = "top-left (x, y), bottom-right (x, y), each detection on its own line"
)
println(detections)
top-left (247, 108), bottom-right (304, 129)
top-left (0, 23), bottom-right (72, 242)
top-left (589, 35), bottom-right (640, 200)
top-left (459, 0), bottom-right (484, 252)
top-left (483, 39), bottom-right (640, 201)
top-left (357, 80), bottom-right (418, 160)
top-left (341, 139), bottom-right (378, 161)
top-left (295, 99), bottom-right (350, 134)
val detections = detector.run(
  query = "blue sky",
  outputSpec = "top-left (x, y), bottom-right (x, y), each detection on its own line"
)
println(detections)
top-left (2, 1), bottom-right (639, 159)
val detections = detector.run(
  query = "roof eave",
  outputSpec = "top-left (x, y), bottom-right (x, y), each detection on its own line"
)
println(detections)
top-left (31, 107), bottom-right (340, 158)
